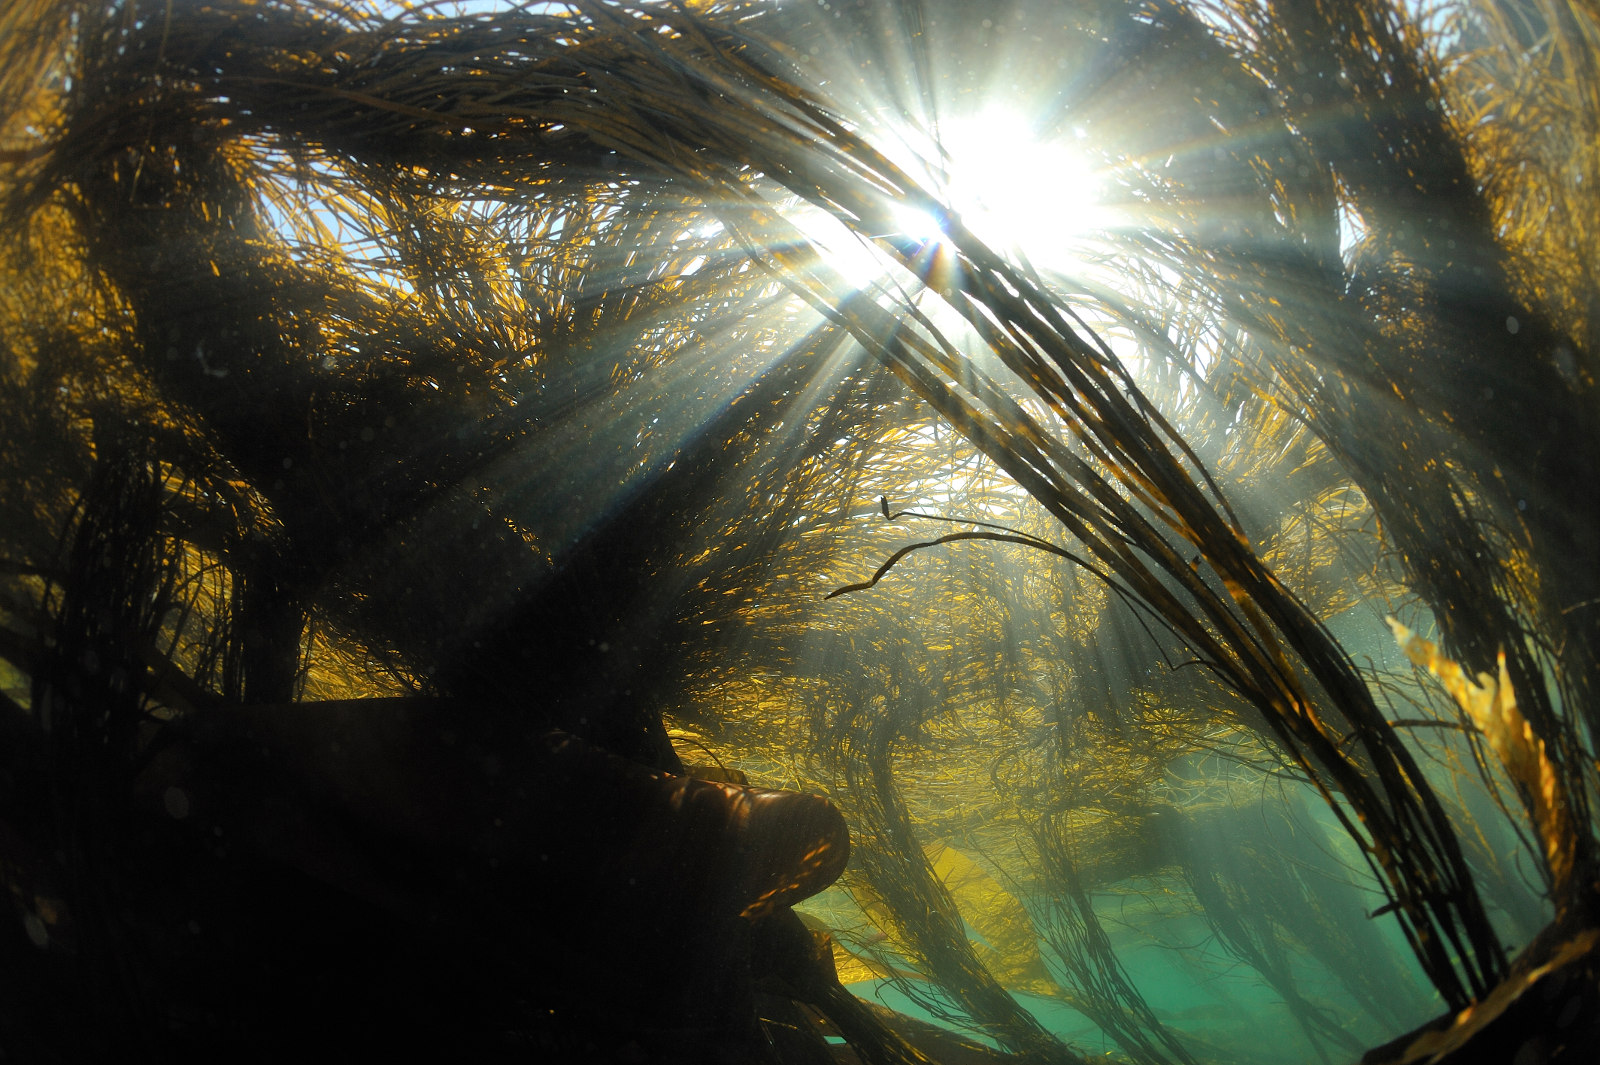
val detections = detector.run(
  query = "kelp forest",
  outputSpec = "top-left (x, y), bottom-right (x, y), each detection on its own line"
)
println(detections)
top-left (1, 0), bottom-right (1597, 1061)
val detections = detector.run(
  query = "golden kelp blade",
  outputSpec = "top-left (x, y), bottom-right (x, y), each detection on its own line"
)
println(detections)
top-left (856, 838), bottom-right (1056, 997)
top-left (830, 943), bottom-right (900, 986)
top-left (1388, 618), bottom-right (1577, 909)
top-left (923, 840), bottom-right (1056, 997)
top-left (794, 911), bottom-right (923, 986)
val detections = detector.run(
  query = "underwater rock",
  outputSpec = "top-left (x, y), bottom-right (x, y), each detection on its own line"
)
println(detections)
top-left (164, 703), bottom-right (851, 928)
top-left (12, 697), bottom-right (855, 1060)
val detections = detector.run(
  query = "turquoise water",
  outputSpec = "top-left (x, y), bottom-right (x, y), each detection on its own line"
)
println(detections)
top-left (796, 764), bottom-right (1540, 1063)
top-left (820, 888), bottom-right (1422, 1063)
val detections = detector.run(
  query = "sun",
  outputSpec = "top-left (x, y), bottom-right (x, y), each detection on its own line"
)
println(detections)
top-left (927, 108), bottom-right (1108, 267)
top-left (783, 107), bottom-right (1108, 294)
